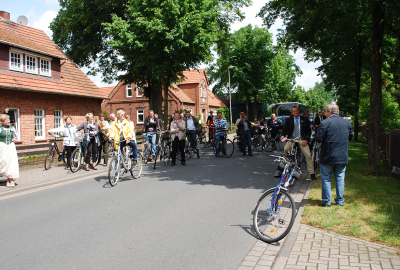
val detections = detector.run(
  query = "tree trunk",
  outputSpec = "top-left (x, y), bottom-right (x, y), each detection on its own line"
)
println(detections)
top-left (368, 3), bottom-right (384, 175)
top-left (252, 93), bottom-right (258, 122)
top-left (353, 50), bottom-right (361, 141)
top-left (245, 89), bottom-right (250, 116)
top-left (148, 84), bottom-right (163, 118)
top-left (162, 72), bottom-right (171, 130)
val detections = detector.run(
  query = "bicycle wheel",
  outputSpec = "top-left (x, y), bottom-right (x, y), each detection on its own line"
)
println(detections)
top-left (223, 139), bottom-right (234, 158)
top-left (255, 137), bottom-right (264, 152)
top-left (108, 156), bottom-right (121, 186)
top-left (265, 139), bottom-right (275, 152)
top-left (233, 137), bottom-right (242, 152)
top-left (253, 189), bottom-right (296, 243)
top-left (61, 147), bottom-right (67, 165)
top-left (313, 148), bottom-right (319, 170)
top-left (70, 147), bottom-right (82, 172)
top-left (131, 152), bottom-right (143, 179)
top-left (162, 143), bottom-right (171, 165)
top-left (44, 147), bottom-right (55, 170)
top-left (154, 146), bottom-right (160, 169)
top-left (198, 134), bottom-right (206, 150)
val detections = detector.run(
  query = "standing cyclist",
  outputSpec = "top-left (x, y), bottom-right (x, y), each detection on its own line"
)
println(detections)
top-left (214, 111), bottom-right (228, 157)
top-left (144, 110), bottom-right (159, 160)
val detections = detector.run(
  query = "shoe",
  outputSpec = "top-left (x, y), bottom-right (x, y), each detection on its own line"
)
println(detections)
top-left (318, 202), bottom-right (331, 207)
top-left (171, 162), bottom-right (176, 166)
top-left (334, 202), bottom-right (344, 207)
top-left (93, 167), bottom-right (97, 170)
top-left (243, 153), bottom-right (246, 156)
top-left (311, 174), bottom-right (316, 180)
top-left (248, 154), bottom-right (253, 156)
top-left (181, 161), bottom-right (186, 165)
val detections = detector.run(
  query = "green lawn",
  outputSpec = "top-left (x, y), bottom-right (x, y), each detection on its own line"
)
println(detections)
top-left (301, 139), bottom-right (400, 247)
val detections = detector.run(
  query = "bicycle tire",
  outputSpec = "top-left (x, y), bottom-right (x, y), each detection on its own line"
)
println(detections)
top-left (44, 147), bottom-right (55, 170)
top-left (223, 139), bottom-right (234, 158)
top-left (62, 147), bottom-right (67, 165)
top-left (131, 152), bottom-right (143, 179)
top-left (255, 137), bottom-right (264, 152)
top-left (108, 156), bottom-right (121, 186)
top-left (232, 137), bottom-right (242, 152)
top-left (253, 189), bottom-right (296, 243)
top-left (154, 146), bottom-right (160, 169)
top-left (313, 148), bottom-right (319, 170)
top-left (198, 134), bottom-right (206, 150)
top-left (162, 143), bottom-right (171, 165)
top-left (70, 147), bottom-right (82, 173)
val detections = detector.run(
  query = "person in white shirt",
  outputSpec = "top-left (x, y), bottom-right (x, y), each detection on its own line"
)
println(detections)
top-left (48, 116), bottom-right (77, 168)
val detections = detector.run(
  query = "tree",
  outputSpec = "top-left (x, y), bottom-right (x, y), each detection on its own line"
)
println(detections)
top-left (51, 0), bottom-right (251, 128)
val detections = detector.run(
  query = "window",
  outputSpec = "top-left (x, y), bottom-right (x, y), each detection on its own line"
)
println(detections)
top-left (136, 85), bottom-right (143, 97)
top-left (200, 85), bottom-right (203, 98)
top-left (54, 110), bottom-right (63, 128)
top-left (34, 109), bottom-right (45, 139)
top-left (40, 58), bottom-right (51, 77)
top-left (10, 51), bottom-right (23, 72)
top-left (7, 108), bottom-right (20, 140)
top-left (26, 54), bottom-right (38, 74)
top-left (126, 84), bottom-right (132, 97)
top-left (137, 110), bottom-right (144, 124)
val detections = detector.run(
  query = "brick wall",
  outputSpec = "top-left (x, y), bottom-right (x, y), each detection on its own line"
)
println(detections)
top-left (0, 88), bottom-right (102, 147)
top-left (0, 43), bottom-right (8, 70)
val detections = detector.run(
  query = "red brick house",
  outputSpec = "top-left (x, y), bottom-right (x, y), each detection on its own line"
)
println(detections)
top-left (101, 69), bottom-right (226, 129)
top-left (0, 11), bottom-right (106, 156)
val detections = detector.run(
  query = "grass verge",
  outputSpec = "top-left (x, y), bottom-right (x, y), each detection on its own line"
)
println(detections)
top-left (301, 139), bottom-right (400, 247)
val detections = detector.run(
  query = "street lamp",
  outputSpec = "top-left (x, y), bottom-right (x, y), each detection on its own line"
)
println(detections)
top-left (228, 66), bottom-right (234, 132)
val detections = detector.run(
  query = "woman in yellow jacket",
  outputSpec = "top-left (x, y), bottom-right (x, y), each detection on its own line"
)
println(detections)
top-left (109, 110), bottom-right (137, 160)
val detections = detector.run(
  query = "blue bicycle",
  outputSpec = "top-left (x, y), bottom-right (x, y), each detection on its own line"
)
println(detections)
top-left (253, 155), bottom-right (298, 243)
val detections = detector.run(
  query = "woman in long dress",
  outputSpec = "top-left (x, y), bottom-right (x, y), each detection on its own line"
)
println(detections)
top-left (0, 114), bottom-right (19, 187)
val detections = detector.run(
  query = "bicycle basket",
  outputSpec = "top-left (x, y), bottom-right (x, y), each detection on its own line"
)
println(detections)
top-left (74, 133), bottom-right (86, 143)
top-left (162, 131), bottom-right (171, 141)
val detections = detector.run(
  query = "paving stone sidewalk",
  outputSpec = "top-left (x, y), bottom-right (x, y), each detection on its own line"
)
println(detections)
top-left (237, 170), bottom-right (400, 270)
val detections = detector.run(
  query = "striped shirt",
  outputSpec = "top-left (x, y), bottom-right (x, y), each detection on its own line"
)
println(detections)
top-left (214, 117), bottom-right (228, 135)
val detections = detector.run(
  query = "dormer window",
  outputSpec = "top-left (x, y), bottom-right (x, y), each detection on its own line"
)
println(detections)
top-left (10, 50), bottom-right (23, 72)
top-left (40, 58), bottom-right (51, 77)
top-left (26, 54), bottom-right (38, 74)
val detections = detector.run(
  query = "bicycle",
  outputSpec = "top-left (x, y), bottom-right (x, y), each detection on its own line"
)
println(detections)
top-left (202, 126), bottom-right (216, 149)
top-left (197, 130), bottom-right (207, 150)
top-left (70, 133), bottom-right (87, 173)
top-left (44, 134), bottom-right (68, 170)
top-left (108, 139), bottom-right (143, 186)
top-left (154, 130), bottom-right (171, 169)
top-left (311, 141), bottom-right (321, 171)
top-left (142, 132), bottom-right (156, 164)
top-left (283, 137), bottom-right (303, 173)
top-left (212, 135), bottom-right (234, 158)
top-left (265, 129), bottom-right (285, 152)
top-left (176, 133), bottom-right (193, 161)
top-left (253, 155), bottom-right (298, 243)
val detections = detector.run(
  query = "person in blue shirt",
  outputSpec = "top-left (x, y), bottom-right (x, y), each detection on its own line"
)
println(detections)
top-left (214, 111), bottom-right (228, 157)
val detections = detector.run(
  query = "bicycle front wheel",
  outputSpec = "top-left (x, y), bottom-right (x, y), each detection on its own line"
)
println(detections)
top-left (255, 137), bottom-right (264, 152)
top-left (44, 147), bottom-right (55, 170)
top-left (109, 157), bottom-right (121, 186)
top-left (70, 147), bottom-right (82, 172)
top-left (232, 137), bottom-right (241, 152)
top-left (253, 189), bottom-right (296, 243)
top-left (131, 153), bottom-right (143, 179)
top-left (223, 139), bottom-right (234, 158)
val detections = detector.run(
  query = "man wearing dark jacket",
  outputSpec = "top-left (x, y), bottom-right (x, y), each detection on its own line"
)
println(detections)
top-left (144, 110), bottom-right (159, 158)
top-left (313, 109), bottom-right (326, 131)
top-left (281, 106), bottom-right (315, 180)
top-left (237, 114), bottom-right (253, 156)
top-left (315, 104), bottom-right (353, 207)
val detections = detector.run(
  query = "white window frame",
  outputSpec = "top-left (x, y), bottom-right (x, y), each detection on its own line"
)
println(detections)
top-left (34, 109), bottom-right (45, 140)
top-left (126, 84), bottom-right (133, 98)
top-left (136, 85), bottom-right (143, 97)
top-left (25, 53), bottom-right (38, 75)
top-left (54, 110), bottom-right (63, 128)
top-left (137, 110), bottom-right (144, 124)
top-left (40, 56), bottom-right (52, 77)
top-left (6, 108), bottom-right (21, 140)
top-left (9, 49), bottom-right (23, 72)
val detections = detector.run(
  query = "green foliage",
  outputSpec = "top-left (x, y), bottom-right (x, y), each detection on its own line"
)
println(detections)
top-left (101, 108), bottom-right (110, 121)
top-left (288, 82), bottom-right (334, 112)
top-left (217, 107), bottom-right (230, 122)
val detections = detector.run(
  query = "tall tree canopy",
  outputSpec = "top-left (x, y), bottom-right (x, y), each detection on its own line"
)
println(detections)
top-left (207, 25), bottom-right (300, 121)
top-left (50, 0), bottom-right (251, 127)
top-left (259, 0), bottom-right (400, 175)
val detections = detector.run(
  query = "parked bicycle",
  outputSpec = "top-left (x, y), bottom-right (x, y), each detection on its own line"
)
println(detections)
top-left (265, 129), bottom-right (285, 152)
top-left (154, 130), bottom-right (171, 169)
top-left (44, 134), bottom-right (68, 170)
top-left (108, 139), bottom-right (143, 186)
top-left (212, 135), bottom-right (234, 158)
top-left (70, 133), bottom-right (89, 173)
top-left (253, 155), bottom-right (299, 243)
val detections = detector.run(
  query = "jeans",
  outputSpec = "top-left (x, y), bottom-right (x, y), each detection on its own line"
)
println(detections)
top-left (242, 131), bottom-right (252, 154)
top-left (215, 134), bottom-right (226, 156)
top-left (320, 164), bottom-right (346, 205)
top-left (120, 140), bottom-right (138, 159)
top-left (145, 132), bottom-right (157, 156)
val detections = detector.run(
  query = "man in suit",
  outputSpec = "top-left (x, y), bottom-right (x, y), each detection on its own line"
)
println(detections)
top-left (281, 106), bottom-right (316, 180)
top-left (314, 109), bottom-right (326, 131)
top-left (315, 104), bottom-right (353, 207)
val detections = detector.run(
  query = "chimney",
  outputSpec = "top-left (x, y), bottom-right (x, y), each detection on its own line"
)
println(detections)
top-left (0, 11), bottom-right (10, 20)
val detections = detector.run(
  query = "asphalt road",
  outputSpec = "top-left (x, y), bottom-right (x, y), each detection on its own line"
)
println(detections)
top-left (0, 148), bottom-right (282, 270)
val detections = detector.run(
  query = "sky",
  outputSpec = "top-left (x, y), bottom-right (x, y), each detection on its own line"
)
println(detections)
top-left (2, 0), bottom-right (322, 90)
